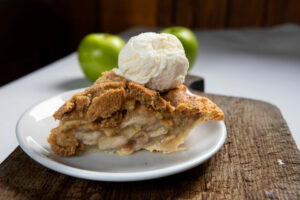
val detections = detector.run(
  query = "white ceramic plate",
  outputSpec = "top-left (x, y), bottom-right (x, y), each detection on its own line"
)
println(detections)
top-left (16, 89), bottom-right (226, 182)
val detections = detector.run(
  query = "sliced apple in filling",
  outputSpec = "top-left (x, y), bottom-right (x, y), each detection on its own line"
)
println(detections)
top-left (47, 71), bottom-right (224, 156)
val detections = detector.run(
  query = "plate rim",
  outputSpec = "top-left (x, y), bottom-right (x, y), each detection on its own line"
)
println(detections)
top-left (16, 89), bottom-right (227, 182)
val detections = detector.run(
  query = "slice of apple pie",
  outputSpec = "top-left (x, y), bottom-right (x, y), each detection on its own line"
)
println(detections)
top-left (47, 71), bottom-right (224, 156)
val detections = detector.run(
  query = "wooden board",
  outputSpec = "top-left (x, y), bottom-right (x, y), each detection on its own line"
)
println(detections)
top-left (1, 79), bottom-right (300, 199)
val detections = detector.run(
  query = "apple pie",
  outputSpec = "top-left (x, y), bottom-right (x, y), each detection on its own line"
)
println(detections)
top-left (47, 71), bottom-right (224, 156)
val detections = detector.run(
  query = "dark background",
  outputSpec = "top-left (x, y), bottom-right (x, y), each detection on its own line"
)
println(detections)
top-left (1, 0), bottom-right (300, 86)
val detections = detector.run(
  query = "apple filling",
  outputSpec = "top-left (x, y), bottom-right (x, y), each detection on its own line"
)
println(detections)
top-left (48, 104), bottom-right (202, 156)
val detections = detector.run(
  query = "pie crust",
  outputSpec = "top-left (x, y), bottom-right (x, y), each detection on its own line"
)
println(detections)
top-left (47, 71), bottom-right (224, 156)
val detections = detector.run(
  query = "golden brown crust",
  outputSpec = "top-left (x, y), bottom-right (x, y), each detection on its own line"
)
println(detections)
top-left (164, 85), bottom-right (224, 121)
top-left (54, 71), bottom-right (224, 123)
top-left (47, 128), bottom-right (84, 156)
top-left (87, 88), bottom-right (125, 121)
top-left (127, 82), bottom-right (174, 112)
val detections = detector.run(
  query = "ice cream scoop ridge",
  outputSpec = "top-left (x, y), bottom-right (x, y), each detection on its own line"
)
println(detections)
top-left (113, 32), bottom-right (189, 91)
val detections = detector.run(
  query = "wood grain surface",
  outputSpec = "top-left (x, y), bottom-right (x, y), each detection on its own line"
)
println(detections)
top-left (1, 83), bottom-right (300, 199)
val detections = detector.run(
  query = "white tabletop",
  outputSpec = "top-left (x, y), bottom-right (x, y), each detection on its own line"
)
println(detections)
top-left (1, 24), bottom-right (299, 163)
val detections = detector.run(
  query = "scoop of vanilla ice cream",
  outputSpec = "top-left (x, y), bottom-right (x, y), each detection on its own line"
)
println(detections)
top-left (113, 32), bottom-right (189, 91)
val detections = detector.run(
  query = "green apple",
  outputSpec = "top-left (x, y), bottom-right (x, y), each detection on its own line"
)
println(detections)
top-left (78, 33), bottom-right (125, 82)
top-left (161, 27), bottom-right (198, 70)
